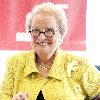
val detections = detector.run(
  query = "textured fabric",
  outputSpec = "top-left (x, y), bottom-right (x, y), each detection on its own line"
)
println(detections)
top-left (0, 49), bottom-right (100, 100)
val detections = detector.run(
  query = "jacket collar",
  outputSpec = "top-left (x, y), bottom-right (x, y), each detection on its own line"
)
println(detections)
top-left (48, 48), bottom-right (66, 80)
top-left (24, 51), bottom-right (38, 77)
top-left (24, 49), bottom-right (76, 80)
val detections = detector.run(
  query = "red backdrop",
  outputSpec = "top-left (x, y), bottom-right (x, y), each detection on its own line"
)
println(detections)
top-left (0, 0), bottom-right (86, 51)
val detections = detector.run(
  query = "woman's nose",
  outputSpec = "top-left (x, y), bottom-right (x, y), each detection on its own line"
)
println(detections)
top-left (38, 33), bottom-right (47, 41)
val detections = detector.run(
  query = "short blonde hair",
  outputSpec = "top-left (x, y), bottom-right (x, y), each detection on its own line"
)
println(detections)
top-left (25, 2), bottom-right (68, 37)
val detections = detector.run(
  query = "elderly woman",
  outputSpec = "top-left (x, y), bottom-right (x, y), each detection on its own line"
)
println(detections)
top-left (0, 2), bottom-right (100, 100)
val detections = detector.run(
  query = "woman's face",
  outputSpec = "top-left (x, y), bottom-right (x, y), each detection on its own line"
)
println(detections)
top-left (30, 13), bottom-right (62, 60)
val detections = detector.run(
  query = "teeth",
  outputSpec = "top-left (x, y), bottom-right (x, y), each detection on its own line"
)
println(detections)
top-left (40, 42), bottom-right (47, 46)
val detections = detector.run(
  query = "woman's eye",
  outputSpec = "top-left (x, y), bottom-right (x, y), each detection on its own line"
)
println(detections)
top-left (32, 29), bottom-right (39, 33)
top-left (33, 29), bottom-right (39, 32)
top-left (47, 29), bottom-right (54, 33)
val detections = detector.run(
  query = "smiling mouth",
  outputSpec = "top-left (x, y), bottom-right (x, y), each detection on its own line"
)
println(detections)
top-left (37, 42), bottom-right (48, 46)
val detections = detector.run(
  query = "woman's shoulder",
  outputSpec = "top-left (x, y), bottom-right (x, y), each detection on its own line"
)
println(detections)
top-left (5, 51), bottom-right (35, 72)
top-left (7, 51), bottom-right (34, 62)
top-left (62, 50), bottom-right (91, 72)
top-left (62, 50), bottom-right (87, 62)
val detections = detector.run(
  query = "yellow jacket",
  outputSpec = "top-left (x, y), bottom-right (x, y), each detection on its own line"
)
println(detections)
top-left (0, 49), bottom-right (100, 100)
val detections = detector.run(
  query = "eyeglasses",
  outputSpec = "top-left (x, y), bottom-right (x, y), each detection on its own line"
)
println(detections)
top-left (29, 27), bottom-right (61, 37)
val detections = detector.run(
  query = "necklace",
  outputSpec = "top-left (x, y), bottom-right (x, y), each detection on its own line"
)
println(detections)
top-left (38, 63), bottom-right (51, 70)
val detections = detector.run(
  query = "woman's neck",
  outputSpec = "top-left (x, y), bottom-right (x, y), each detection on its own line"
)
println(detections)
top-left (36, 53), bottom-right (55, 67)
top-left (35, 53), bottom-right (55, 78)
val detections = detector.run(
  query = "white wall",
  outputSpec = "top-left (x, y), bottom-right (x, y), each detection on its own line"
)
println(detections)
top-left (86, 0), bottom-right (100, 65)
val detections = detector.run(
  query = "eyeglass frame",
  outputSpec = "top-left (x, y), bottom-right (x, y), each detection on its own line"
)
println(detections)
top-left (29, 27), bottom-right (61, 37)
